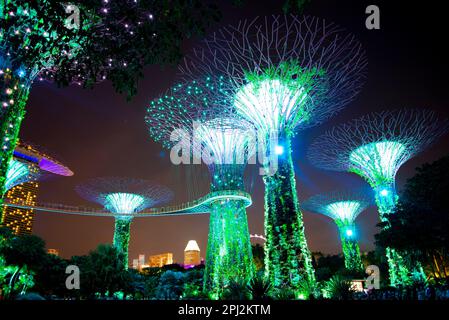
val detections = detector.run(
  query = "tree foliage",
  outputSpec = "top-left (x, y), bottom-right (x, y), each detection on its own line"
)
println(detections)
top-left (376, 155), bottom-right (449, 281)
top-left (1, 0), bottom-right (221, 97)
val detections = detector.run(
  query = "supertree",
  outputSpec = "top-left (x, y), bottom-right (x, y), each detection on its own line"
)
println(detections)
top-left (179, 15), bottom-right (367, 289)
top-left (308, 109), bottom-right (449, 286)
top-left (302, 189), bottom-right (372, 272)
top-left (76, 177), bottom-right (173, 269)
top-left (145, 77), bottom-right (256, 296)
top-left (0, 0), bottom-right (219, 215)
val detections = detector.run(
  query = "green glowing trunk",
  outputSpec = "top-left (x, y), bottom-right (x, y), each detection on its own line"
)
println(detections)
top-left (204, 165), bottom-right (253, 295)
top-left (0, 71), bottom-right (31, 220)
top-left (113, 217), bottom-right (132, 270)
top-left (263, 135), bottom-right (315, 289)
top-left (338, 225), bottom-right (363, 273)
top-left (374, 184), bottom-right (426, 286)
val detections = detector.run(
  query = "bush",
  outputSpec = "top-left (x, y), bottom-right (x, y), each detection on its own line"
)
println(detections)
top-left (323, 275), bottom-right (355, 300)
top-left (221, 278), bottom-right (250, 300)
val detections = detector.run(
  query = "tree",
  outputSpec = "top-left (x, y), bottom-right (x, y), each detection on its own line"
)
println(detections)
top-left (0, 0), bottom-right (220, 214)
top-left (1, 233), bottom-right (48, 285)
top-left (70, 244), bottom-right (128, 298)
top-left (0, 227), bottom-right (36, 299)
top-left (313, 252), bottom-right (345, 282)
top-left (376, 155), bottom-right (449, 282)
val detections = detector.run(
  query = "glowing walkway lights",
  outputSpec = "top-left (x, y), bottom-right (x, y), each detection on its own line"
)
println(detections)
top-left (303, 191), bottom-right (372, 272)
top-left (308, 109), bottom-right (449, 286)
top-left (180, 15), bottom-right (367, 290)
top-left (76, 177), bottom-right (173, 269)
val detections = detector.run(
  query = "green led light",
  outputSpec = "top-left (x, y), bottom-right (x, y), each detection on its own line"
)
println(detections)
top-left (325, 201), bottom-right (363, 225)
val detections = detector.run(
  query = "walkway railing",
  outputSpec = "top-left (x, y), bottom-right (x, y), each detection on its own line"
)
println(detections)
top-left (3, 190), bottom-right (252, 217)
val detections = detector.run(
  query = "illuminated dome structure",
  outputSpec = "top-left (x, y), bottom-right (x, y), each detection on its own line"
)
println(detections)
top-left (145, 78), bottom-right (255, 295)
top-left (76, 177), bottom-right (173, 269)
top-left (302, 190), bottom-right (372, 272)
top-left (180, 15), bottom-right (367, 289)
top-left (2, 141), bottom-right (73, 235)
top-left (308, 109), bottom-right (448, 286)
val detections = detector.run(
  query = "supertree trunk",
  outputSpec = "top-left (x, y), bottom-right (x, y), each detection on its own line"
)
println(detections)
top-left (374, 184), bottom-right (426, 286)
top-left (262, 134), bottom-right (315, 289)
top-left (338, 225), bottom-right (363, 273)
top-left (0, 69), bottom-right (32, 215)
top-left (113, 217), bottom-right (132, 270)
top-left (204, 164), bottom-right (253, 297)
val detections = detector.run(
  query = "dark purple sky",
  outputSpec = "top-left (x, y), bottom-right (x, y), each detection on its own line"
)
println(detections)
top-left (20, 0), bottom-right (449, 263)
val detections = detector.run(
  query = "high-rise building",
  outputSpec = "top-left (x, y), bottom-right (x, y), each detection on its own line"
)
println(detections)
top-left (184, 240), bottom-right (200, 267)
top-left (148, 253), bottom-right (173, 267)
top-left (2, 181), bottom-right (39, 236)
top-left (1, 141), bottom-right (73, 236)
top-left (132, 259), bottom-right (139, 270)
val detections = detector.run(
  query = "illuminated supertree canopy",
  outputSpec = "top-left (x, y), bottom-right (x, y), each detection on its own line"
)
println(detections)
top-left (0, 0), bottom-right (218, 219)
top-left (76, 177), bottom-right (173, 269)
top-left (180, 15), bottom-right (367, 290)
top-left (145, 78), bottom-right (256, 295)
top-left (302, 190), bottom-right (372, 272)
top-left (308, 108), bottom-right (449, 286)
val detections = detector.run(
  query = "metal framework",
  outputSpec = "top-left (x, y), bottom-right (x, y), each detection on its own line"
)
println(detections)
top-left (145, 77), bottom-right (256, 296)
top-left (76, 177), bottom-right (173, 269)
top-left (302, 189), bottom-right (372, 272)
top-left (308, 108), bottom-right (449, 286)
top-left (180, 15), bottom-right (367, 290)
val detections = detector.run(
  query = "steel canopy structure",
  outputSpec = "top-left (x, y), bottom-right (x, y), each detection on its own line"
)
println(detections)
top-left (145, 77), bottom-right (256, 295)
top-left (308, 109), bottom-right (449, 286)
top-left (180, 15), bottom-right (368, 289)
top-left (76, 177), bottom-right (173, 269)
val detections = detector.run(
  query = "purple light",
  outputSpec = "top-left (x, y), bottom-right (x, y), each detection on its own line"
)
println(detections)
top-left (39, 158), bottom-right (74, 176)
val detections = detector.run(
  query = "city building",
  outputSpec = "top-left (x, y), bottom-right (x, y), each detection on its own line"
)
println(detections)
top-left (148, 253), bottom-right (173, 267)
top-left (1, 142), bottom-right (73, 236)
top-left (132, 259), bottom-right (139, 270)
top-left (184, 240), bottom-right (201, 267)
top-left (132, 254), bottom-right (151, 271)
top-left (47, 248), bottom-right (59, 256)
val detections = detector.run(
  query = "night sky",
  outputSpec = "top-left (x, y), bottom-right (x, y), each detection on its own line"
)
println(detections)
top-left (19, 0), bottom-right (449, 264)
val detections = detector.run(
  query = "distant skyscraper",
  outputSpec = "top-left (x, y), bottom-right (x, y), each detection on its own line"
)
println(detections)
top-left (184, 240), bottom-right (200, 267)
top-left (148, 253), bottom-right (173, 267)
top-left (132, 259), bottom-right (139, 270)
